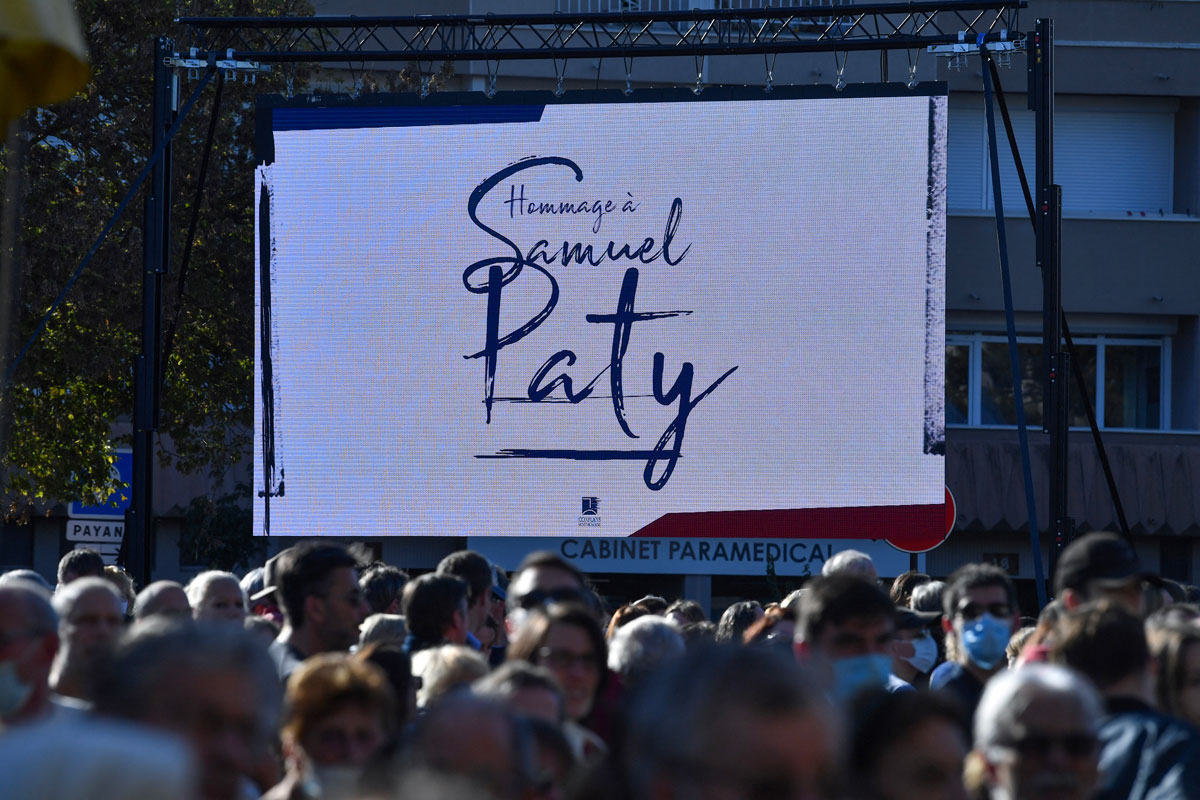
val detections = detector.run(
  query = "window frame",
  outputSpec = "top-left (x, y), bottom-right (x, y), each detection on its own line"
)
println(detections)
top-left (946, 96), bottom-right (1179, 218)
top-left (946, 332), bottom-right (1170, 432)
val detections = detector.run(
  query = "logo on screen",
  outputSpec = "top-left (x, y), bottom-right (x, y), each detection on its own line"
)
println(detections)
top-left (579, 497), bottom-right (601, 528)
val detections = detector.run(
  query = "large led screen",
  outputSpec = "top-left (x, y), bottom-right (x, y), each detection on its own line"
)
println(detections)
top-left (254, 86), bottom-right (947, 545)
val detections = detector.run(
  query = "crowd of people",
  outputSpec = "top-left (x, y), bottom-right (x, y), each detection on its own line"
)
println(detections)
top-left (1, 531), bottom-right (1199, 799)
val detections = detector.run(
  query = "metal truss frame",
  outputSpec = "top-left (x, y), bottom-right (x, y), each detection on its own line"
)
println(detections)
top-left (177, 2), bottom-right (1025, 62)
top-left (128, 2), bottom-right (1063, 590)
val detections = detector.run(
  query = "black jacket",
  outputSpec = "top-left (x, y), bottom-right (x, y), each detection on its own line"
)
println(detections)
top-left (1096, 696), bottom-right (1200, 800)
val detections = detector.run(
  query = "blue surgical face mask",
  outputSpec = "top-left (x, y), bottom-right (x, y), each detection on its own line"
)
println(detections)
top-left (960, 613), bottom-right (1012, 671)
top-left (905, 632), bottom-right (939, 674)
top-left (833, 653), bottom-right (893, 701)
top-left (0, 660), bottom-right (34, 718)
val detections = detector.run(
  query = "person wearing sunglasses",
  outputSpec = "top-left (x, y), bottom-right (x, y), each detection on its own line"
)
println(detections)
top-left (1053, 531), bottom-right (1158, 618)
top-left (931, 563), bottom-right (1021, 724)
top-left (505, 551), bottom-right (589, 635)
top-left (973, 663), bottom-right (1102, 800)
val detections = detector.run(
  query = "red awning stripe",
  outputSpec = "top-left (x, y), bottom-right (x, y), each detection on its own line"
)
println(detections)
top-left (629, 504), bottom-right (947, 553)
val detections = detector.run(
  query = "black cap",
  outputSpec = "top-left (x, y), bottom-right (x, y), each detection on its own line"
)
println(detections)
top-left (250, 548), bottom-right (291, 603)
top-left (239, 567), bottom-right (265, 599)
top-left (894, 606), bottom-right (941, 631)
top-left (1053, 531), bottom-right (1155, 596)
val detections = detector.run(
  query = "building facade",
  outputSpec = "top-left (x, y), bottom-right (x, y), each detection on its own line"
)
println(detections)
top-left (5, 0), bottom-right (1197, 616)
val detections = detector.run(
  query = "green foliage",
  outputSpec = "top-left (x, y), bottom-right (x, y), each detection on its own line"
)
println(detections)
top-left (1, 0), bottom-right (314, 519)
top-left (179, 483), bottom-right (261, 571)
top-left (3, 2), bottom-right (454, 570)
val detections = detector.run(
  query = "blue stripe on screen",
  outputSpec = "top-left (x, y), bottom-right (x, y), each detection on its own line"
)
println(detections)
top-left (272, 105), bottom-right (545, 131)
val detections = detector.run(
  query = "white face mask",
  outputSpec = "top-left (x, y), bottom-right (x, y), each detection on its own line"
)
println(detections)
top-left (904, 632), bottom-right (939, 674)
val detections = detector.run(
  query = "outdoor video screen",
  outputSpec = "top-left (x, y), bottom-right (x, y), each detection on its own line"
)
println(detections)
top-left (254, 86), bottom-right (947, 541)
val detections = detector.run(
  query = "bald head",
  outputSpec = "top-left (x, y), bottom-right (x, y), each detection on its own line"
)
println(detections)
top-left (0, 569), bottom-right (53, 592)
top-left (50, 577), bottom-right (124, 700)
top-left (822, 550), bottom-right (878, 582)
top-left (135, 581), bottom-right (191, 621)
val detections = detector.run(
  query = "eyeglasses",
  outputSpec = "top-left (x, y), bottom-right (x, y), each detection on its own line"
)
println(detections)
top-left (1000, 733), bottom-right (1097, 759)
top-left (537, 646), bottom-right (599, 673)
top-left (516, 587), bottom-right (585, 609)
top-left (956, 601), bottom-right (1012, 621)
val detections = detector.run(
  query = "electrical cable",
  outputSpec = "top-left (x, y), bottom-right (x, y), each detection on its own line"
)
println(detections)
top-left (982, 50), bottom-right (1132, 544)
top-left (161, 71), bottom-right (226, 375)
top-left (981, 44), bottom-right (1048, 609)
top-left (3, 67), bottom-right (217, 388)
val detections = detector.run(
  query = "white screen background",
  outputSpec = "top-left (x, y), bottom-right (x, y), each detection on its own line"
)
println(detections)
top-left (254, 93), bottom-right (946, 538)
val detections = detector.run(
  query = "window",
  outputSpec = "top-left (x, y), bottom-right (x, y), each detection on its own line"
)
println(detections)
top-left (948, 97), bottom-right (1176, 216)
top-left (0, 522), bottom-right (34, 570)
top-left (946, 332), bottom-right (1169, 431)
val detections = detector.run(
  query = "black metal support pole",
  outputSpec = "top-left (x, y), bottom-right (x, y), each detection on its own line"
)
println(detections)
top-left (127, 37), bottom-right (175, 587)
top-left (1030, 19), bottom-right (1071, 588)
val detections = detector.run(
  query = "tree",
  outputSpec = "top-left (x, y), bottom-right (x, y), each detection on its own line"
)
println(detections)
top-left (0, 0), bottom-right (315, 519)
top-left (2, 1), bottom-right (453, 571)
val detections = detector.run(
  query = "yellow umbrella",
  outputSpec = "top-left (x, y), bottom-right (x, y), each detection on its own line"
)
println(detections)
top-left (0, 0), bottom-right (89, 128)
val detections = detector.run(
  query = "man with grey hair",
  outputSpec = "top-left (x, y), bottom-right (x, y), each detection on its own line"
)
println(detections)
top-left (0, 569), bottom-right (53, 592)
top-left (972, 663), bottom-right (1103, 800)
top-left (92, 618), bottom-right (283, 800)
top-left (185, 570), bottom-right (246, 624)
top-left (133, 580), bottom-right (191, 621)
top-left (615, 645), bottom-right (842, 800)
top-left (49, 576), bottom-right (124, 702)
top-left (359, 612), bottom-right (408, 649)
top-left (0, 581), bottom-right (59, 725)
top-left (608, 615), bottom-right (685, 688)
top-left (822, 549), bottom-right (879, 582)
